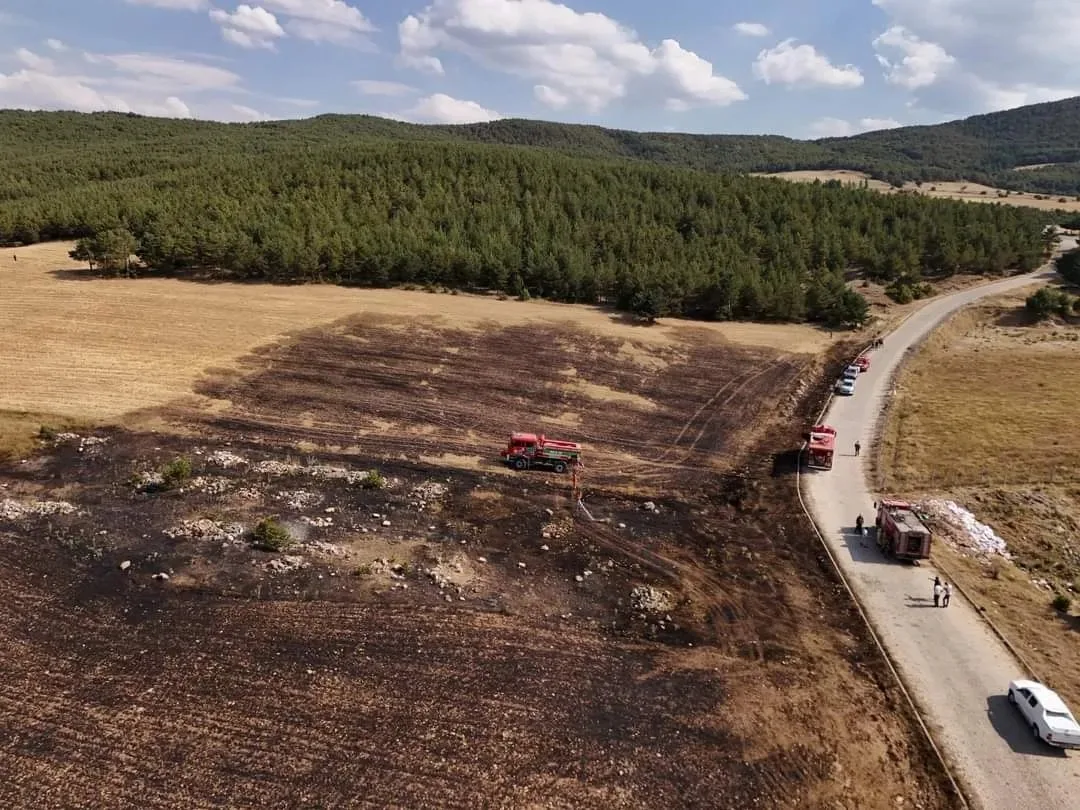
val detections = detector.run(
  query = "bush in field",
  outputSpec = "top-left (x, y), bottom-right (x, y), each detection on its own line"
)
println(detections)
top-left (359, 470), bottom-right (386, 490)
top-left (160, 456), bottom-right (193, 490)
top-left (1025, 286), bottom-right (1074, 320)
top-left (253, 517), bottom-right (292, 552)
top-left (1052, 593), bottom-right (1072, 612)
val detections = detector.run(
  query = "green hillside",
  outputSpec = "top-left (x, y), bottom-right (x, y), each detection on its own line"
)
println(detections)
top-left (0, 107), bottom-right (1059, 326)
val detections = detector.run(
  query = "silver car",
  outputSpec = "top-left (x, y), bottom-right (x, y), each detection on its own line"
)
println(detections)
top-left (835, 377), bottom-right (856, 396)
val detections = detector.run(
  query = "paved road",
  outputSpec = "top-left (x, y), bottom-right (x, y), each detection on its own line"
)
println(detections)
top-left (804, 237), bottom-right (1080, 810)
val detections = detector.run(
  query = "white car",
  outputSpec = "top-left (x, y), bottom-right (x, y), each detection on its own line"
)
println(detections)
top-left (1008, 679), bottom-right (1080, 749)
top-left (842, 364), bottom-right (860, 380)
top-left (835, 378), bottom-right (856, 396)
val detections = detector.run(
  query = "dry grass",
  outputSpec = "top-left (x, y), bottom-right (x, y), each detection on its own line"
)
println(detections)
top-left (879, 286), bottom-right (1080, 707)
top-left (759, 169), bottom-right (1080, 212)
top-left (0, 411), bottom-right (85, 462)
top-left (0, 241), bottom-right (836, 454)
top-left (878, 288), bottom-right (1080, 492)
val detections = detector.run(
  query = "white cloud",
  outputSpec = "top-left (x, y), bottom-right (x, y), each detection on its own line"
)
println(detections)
top-left (45, 39), bottom-right (67, 52)
top-left (809, 116), bottom-right (904, 138)
top-left (125, 0), bottom-right (207, 8)
top-left (89, 52), bottom-right (242, 92)
top-left (872, 26), bottom-right (954, 89)
top-left (261, 0), bottom-right (376, 44)
top-left (872, 0), bottom-right (1080, 113)
top-left (16, 48), bottom-right (54, 72)
top-left (733, 22), bottom-right (769, 37)
top-left (0, 42), bottom-right (249, 120)
top-left (809, 117), bottom-right (854, 137)
top-left (231, 103), bottom-right (270, 120)
top-left (352, 80), bottom-right (416, 96)
top-left (277, 96), bottom-right (321, 107)
top-left (397, 0), bottom-right (745, 113)
top-left (392, 93), bottom-right (502, 124)
top-left (753, 39), bottom-right (864, 88)
top-left (210, 5), bottom-right (286, 50)
top-left (860, 116), bottom-right (903, 131)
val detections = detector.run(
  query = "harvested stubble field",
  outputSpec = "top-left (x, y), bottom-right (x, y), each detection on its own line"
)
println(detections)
top-left (0, 242), bottom-right (957, 809)
top-left (760, 170), bottom-right (1080, 212)
top-left (877, 286), bottom-right (1080, 708)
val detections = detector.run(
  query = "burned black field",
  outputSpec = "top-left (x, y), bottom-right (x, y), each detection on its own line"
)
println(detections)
top-left (0, 319), bottom-right (957, 809)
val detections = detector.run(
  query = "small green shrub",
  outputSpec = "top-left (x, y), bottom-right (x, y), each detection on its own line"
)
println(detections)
top-left (885, 281), bottom-right (914, 304)
top-left (38, 425), bottom-right (58, 441)
top-left (355, 563), bottom-right (373, 577)
top-left (253, 517), bottom-right (292, 552)
top-left (160, 456), bottom-right (193, 490)
top-left (359, 470), bottom-right (386, 490)
top-left (1052, 593), bottom-right (1072, 612)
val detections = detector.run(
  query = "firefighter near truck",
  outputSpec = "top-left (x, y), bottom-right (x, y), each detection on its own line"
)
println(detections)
top-left (873, 498), bottom-right (932, 561)
top-left (501, 433), bottom-right (582, 473)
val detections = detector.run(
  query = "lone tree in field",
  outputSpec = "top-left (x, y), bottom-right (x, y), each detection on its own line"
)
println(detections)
top-left (70, 227), bottom-right (138, 276)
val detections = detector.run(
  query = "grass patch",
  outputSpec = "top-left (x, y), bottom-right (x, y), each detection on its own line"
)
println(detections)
top-left (0, 410), bottom-right (84, 462)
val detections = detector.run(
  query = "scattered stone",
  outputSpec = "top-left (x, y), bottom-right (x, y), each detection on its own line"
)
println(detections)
top-left (265, 555), bottom-right (309, 573)
top-left (163, 518), bottom-right (245, 544)
top-left (0, 499), bottom-right (77, 520)
top-left (575, 575), bottom-right (584, 583)
top-left (617, 522), bottom-right (627, 529)
top-left (189, 476), bottom-right (230, 496)
top-left (381, 519), bottom-right (391, 527)
top-left (119, 560), bottom-right (132, 571)
top-left (208, 450), bottom-right (248, 468)
top-left (275, 490), bottom-right (323, 510)
top-left (253, 460), bottom-right (302, 476)
top-left (152, 572), bottom-right (170, 581)
top-left (641, 501), bottom-right (660, 513)
top-left (301, 516), bottom-right (334, 528)
top-left (411, 481), bottom-right (450, 501)
top-left (631, 585), bottom-right (677, 613)
top-left (477, 557), bottom-right (487, 563)
top-left (235, 487), bottom-right (262, 500)
top-left (544, 508), bottom-right (555, 517)
top-left (540, 544), bottom-right (550, 551)
top-left (307, 540), bottom-right (345, 557)
top-left (517, 562), bottom-right (527, 569)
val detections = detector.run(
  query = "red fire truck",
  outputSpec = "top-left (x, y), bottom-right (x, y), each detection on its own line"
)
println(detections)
top-left (874, 498), bottom-right (932, 561)
top-left (501, 432), bottom-right (582, 473)
top-left (803, 425), bottom-right (837, 470)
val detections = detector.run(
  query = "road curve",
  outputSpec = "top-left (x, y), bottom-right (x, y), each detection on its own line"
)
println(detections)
top-left (804, 237), bottom-right (1080, 810)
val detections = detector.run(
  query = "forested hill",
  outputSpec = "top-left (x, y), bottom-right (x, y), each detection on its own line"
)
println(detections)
top-left (3, 95), bottom-right (1080, 197)
top-left (1, 107), bottom-right (1053, 326)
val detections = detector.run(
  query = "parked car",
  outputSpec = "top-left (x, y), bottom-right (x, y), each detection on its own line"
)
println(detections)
top-left (1008, 679), bottom-right (1080, 749)
top-left (835, 378), bottom-right (856, 396)
top-left (853, 356), bottom-right (870, 372)
top-left (842, 364), bottom-right (860, 380)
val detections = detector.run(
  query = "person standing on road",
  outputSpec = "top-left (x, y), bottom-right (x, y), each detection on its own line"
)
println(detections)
top-left (942, 582), bottom-right (952, 607)
top-left (854, 440), bottom-right (861, 457)
top-left (933, 579), bottom-right (943, 607)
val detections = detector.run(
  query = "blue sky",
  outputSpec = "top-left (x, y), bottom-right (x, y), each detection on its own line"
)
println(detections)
top-left (1, 1), bottom-right (1078, 138)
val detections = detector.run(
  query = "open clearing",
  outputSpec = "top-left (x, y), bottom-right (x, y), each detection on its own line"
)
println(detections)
top-left (0, 244), bottom-right (958, 808)
top-left (878, 285), bottom-right (1080, 708)
top-left (758, 170), bottom-right (1080, 212)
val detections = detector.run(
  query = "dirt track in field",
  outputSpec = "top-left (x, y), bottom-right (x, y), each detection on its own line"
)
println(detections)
top-left (0, 313), bottom-right (958, 808)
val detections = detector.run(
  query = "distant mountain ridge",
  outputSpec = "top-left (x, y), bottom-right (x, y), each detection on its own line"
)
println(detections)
top-left (2, 95), bottom-right (1080, 195)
